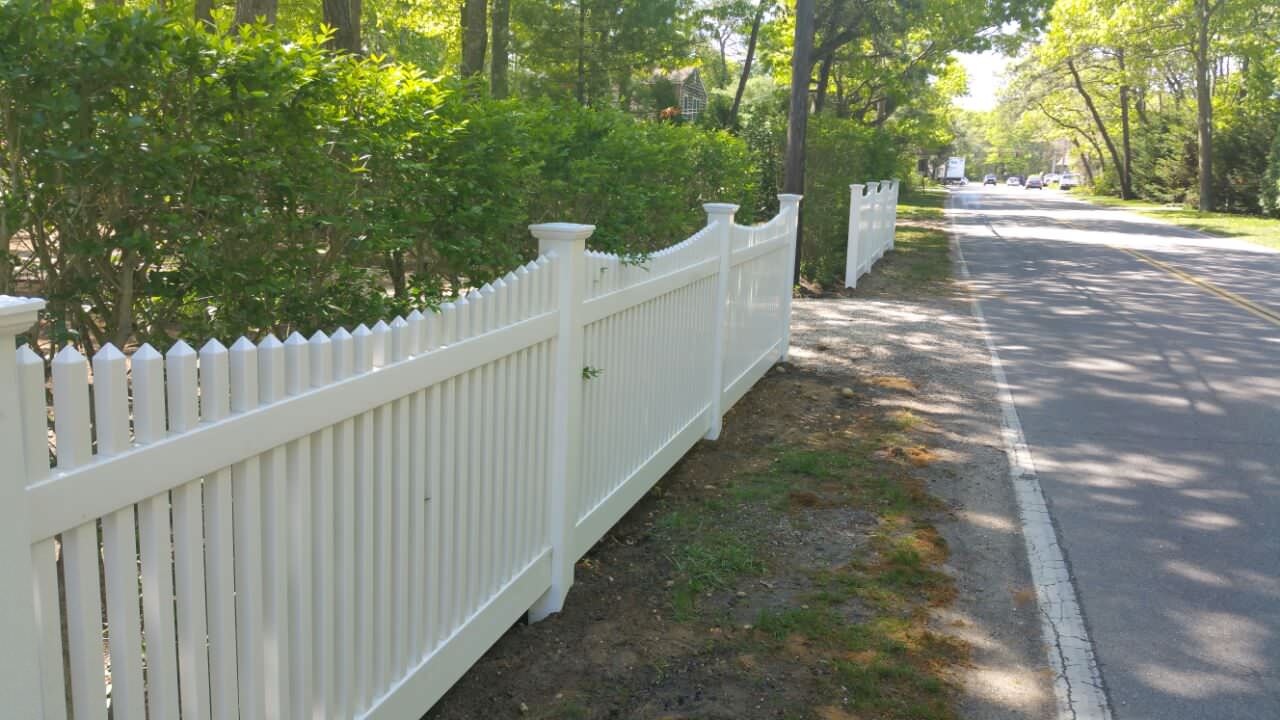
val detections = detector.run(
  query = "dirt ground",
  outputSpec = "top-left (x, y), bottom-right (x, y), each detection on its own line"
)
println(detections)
top-left (423, 209), bottom-right (1055, 720)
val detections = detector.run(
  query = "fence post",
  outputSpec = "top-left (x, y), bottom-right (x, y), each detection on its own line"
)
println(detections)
top-left (777, 194), bottom-right (803, 361)
top-left (844, 184), bottom-right (865, 289)
top-left (885, 178), bottom-right (896, 253)
top-left (527, 223), bottom-right (593, 622)
top-left (888, 179), bottom-right (900, 251)
top-left (703, 203), bottom-right (738, 441)
top-left (0, 296), bottom-right (47, 719)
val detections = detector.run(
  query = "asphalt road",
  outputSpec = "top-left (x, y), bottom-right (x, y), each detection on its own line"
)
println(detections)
top-left (947, 186), bottom-right (1280, 719)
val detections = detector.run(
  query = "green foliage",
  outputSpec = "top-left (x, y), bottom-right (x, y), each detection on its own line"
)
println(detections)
top-left (801, 117), bottom-right (912, 285)
top-left (1265, 128), bottom-right (1280, 218)
top-left (1, 0), bottom-right (755, 350)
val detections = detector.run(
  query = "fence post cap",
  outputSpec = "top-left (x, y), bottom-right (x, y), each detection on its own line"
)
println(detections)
top-left (0, 296), bottom-right (44, 335)
top-left (777, 193), bottom-right (803, 204)
top-left (702, 202), bottom-right (740, 216)
top-left (529, 223), bottom-right (596, 243)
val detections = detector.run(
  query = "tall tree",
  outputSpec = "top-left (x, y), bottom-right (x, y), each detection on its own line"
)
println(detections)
top-left (461, 0), bottom-right (488, 77)
top-left (729, 0), bottom-right (768, 124)
top-left (784, 0), bottom-right (815, 283)
top-left (196, 0), bottom-right (214, 28)
top-left (323, 0), bottom-right (360, 52)
top-left (491, 0), bottom-right (510, 97)
top-left (233, 0), bottom-right (277, 28)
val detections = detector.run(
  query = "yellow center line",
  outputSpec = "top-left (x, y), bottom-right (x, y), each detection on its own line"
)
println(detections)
top-left (1118, 246), bottom-right (1280, 327)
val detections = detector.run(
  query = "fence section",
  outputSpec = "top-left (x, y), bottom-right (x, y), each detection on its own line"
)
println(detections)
top-left (0, 195), bottom-right (801, 720)
top-left (844, 179), bottom-right (900, 288)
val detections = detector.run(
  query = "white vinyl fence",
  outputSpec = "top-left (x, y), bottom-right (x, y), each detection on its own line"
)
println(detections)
top-left (0, 194), bottom-right (801, 720)
top-left (844, 179), bottom-right (900, 288)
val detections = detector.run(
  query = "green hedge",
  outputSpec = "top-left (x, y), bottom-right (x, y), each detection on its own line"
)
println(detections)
top-left (800, 116), bottom-right (913, 285)
top-left (1, 0), bottom-right (757, 351)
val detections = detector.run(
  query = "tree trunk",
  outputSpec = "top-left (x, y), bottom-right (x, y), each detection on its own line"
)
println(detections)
top-left (460, 0), bottom-right (488, 78)
top-left (233, 0), bottom-right (278, 27)
top-left (1118, 49), bottom-right (1134, 198)
top-left (1193, 0), bottom-right (1213, 211)
top-left (490, 0), bottom-right (510, 98)
top-left (813, 53), bottom-right (833, 114)
top-left (783, 0), bottom-right (814, 284)
top-left (729, 0), bottom-right (766, 126)
top-left (575, 0), bottom-right (586, 104)
top-left (1067, 58), bottom-right (1130, 198)
top-left (196, 0), bottom-right (215, 29)
top-left (323, 0), bottom-right (359, 53)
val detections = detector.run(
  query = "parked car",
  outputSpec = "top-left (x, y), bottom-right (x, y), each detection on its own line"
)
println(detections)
top-left (1044, 173), bottom-right (1061, 185)
top-left (1006, 176), bottom-right (1022, 186)
top-left (1059, 173), bottom-right (1081, 189)
top-left (1025, 175), bottom-right (1043, 189)
top-left (983, 173), bottom-right (998, 186)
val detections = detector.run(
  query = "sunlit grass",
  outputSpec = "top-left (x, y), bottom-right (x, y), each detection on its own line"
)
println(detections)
top-left (1074, 192), bottom-right (1280, 250)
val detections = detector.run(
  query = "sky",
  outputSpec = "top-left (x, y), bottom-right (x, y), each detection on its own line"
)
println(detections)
top-left (954, 51), bottom-right (1012, 111)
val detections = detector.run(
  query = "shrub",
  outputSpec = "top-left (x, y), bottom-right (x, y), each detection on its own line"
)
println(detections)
top-left (1, 0), bottom-right (757, 351)
top-left (800, 116), bottom-right (912, 285)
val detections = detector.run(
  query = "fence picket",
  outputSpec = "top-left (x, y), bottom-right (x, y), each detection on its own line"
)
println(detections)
top-left (389, 317), bottom-right (411, 675)
top-left (18, 345), bottom-right (66, 719)
top-left (370, 319), bottom-right (393, 694)
top-left (351, 324), bottom-right (375, 712)
top-left (257, 334), bottom-right (291, 719)
top-left (198, 339), bottom-right (240, 720)
top-left (308, 330), bottom-right (337, 717)
top-left (284, 331), bottom-right (314, 720)
top-left (5, 195), bottom-right (804, 720)
top-left (331, 327), bottom-right (357, 716)
top-left (53, 346), bottom-right (107, 720)
top-left (167, 340), bottom-right (211, 720)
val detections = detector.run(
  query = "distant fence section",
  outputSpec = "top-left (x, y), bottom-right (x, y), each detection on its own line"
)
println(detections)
top-left (0, 194), bottom-right (801, 720)
top-left (844, 179), bottom-right (900, 288)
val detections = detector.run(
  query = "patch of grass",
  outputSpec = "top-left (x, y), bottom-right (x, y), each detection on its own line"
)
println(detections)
top-left (878, 224), bottom-right (951, 291)
top-left (1074, 191), bottom-right (1280, 250)
top-left (667, 529), bottom-right (766, 620)
top-left (728, 473), bottom-right (793, 508)
top-left (897, 188), bottom-right (947, 221)
top-left (887, 409), bottom-right (923, 432)
top-left (773, 448), bottom-right (854, 478)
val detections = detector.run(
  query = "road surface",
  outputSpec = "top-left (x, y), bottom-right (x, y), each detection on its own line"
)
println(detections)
top-left (947, 186), bottom-right (1280, 719)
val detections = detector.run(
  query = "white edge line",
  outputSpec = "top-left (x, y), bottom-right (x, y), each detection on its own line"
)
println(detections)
top-left (948, 192), bottom-right (1113, 720)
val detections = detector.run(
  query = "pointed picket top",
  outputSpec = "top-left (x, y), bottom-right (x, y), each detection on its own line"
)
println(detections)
top-left (165, 340), bottom-right (199, 433)
top-left (167, 339), bottom-right (196, 360)
top-left (257, 334), bottom-right (285, 405)
top-left (200, 338), bottom-right (227, 356)
top-left (284, 331), bottom-right (310, 396)
top-left (352, 323), bottom-right (373, 374)
top-left (93, 342), bottom-right (125, 363)
top-left (331, 326), bottom-right (354, 380)
top-left (199, 339), bottom-right (230, 422)
top-left (52, 344), bottom-right (92, 468)
top-left (53, 343), bottom-right (85, 366)
top-left (370, 320), bottom-right (390, 368)
top-left (309, 330), bottom-right (332, 387)
top-left (229, 337), bottom-right (259, 413)
top-left (17, 342), bottom-right (43, 365)
top-left (407, 309), bottom-right (426, 355)
top-left (389, 316), bottom-right (410, 362)
top-left (131, 344), bottom-right (166, 446)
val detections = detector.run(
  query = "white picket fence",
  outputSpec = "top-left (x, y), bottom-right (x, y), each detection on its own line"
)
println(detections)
top-left (0, 195), bottom-right (801, 720)
top-left (844, 179), bottom-right (900, 288)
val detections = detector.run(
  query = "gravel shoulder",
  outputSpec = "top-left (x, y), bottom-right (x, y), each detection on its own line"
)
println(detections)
top-left (791, 234), bottom-right (1056, 719)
